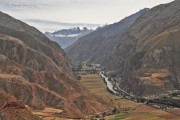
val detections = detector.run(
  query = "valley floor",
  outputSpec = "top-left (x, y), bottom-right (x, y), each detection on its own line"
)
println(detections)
top-left (106, 105), bottom-right (180, 120)
top-left (21, 64), bottom-right (180, 120)
top-left (80, 73), bottom-right (180, 120)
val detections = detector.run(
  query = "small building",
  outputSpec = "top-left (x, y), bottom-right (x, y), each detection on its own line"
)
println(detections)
top-left (92, 64), bottom-right (101, 68)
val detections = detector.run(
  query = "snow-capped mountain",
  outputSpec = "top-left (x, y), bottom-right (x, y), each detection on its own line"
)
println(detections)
top-left (45, 27), bottom-right (93, 49)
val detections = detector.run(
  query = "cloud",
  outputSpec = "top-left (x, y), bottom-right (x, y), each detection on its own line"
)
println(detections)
top-left (22, 19), bottom-right (101, 32)
top-left (0, 0), bottom-right (175, 32)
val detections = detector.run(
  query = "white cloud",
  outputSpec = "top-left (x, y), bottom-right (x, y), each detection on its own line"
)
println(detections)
top-left (0, 0), bottom-right (175, 32)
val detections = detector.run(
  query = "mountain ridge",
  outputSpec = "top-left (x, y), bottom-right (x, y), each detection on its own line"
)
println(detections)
top-left (0, 11), bottom-right (113, 118)
top-left (45, 27), bottom-right (93, 48)
top-left (105, 0), bottom-right (180, 96)
top-left (66, 0), bottom-right (180, 97)
top-left (65, 8), bottom-right (149, 64)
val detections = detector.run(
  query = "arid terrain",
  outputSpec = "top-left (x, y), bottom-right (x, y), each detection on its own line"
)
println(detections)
top-left (0, 0), bottom-right (180, 120)
top-left (0, 11), bottom-right (114, 119)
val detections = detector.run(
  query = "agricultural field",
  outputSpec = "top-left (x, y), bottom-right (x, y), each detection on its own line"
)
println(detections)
top-left (80, 74), bottom-right (139, 116)
top-left (0, 73), bottom-right (21, 79)
top-left (168, 108), bottom-right (180, 116)
top-left (106, 105), bottom-right (180, 120)
top-left (81, 74), bottom-right (117, 98)
top-left (81, 74), bottom-right (138, 108)
top-left (80, 74), bottom-right (180, 120)
top-left (26, 106), bottom-right (72, 120)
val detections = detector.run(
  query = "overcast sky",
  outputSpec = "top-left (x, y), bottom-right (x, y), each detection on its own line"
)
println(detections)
top-left (0, 0), bottom-right (175, 32)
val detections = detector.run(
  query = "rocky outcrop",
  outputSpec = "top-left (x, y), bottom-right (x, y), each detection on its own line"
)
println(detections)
top-left (0, 91), bottom-right (40, 120)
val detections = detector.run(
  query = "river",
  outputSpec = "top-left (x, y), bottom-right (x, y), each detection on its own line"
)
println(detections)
top-left (99, 72), bottom-right (119, 94)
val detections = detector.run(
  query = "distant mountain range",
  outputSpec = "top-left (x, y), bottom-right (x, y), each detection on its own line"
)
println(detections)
top-left (23, 19), bottom-right (101, 33)
top-left (66, 0), bottom-right (180, 97)
top-left (45, 27), bottom-right (93, 48)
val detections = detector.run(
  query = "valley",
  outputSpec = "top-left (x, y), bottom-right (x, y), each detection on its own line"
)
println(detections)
top-left (66, 0), bottom-right (180, 98)
top-left (75, 64), bottom-right (180, 120)
top-left (0, 0), bottom-right (180, 120)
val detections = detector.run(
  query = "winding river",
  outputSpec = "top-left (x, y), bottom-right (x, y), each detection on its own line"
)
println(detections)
top-left (99, 72), bottom-right (119, 94)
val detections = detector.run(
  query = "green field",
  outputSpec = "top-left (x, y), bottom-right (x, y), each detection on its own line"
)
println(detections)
top-left (81, 74), bottom-right (117, 98)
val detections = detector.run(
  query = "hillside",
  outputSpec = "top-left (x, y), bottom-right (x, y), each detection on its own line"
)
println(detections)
top-left (45, 27), bottom-right (92, 48)
top-left (0, 11), bottom-right (114, 119)
top-left (0, 12), bottom-right (65, 54)
top-left (106, 0), bottom-right (180, 97)
top-left (0, 25), bottom-right (72, 75)
top-left (65, 8), bottom-right (149, 64)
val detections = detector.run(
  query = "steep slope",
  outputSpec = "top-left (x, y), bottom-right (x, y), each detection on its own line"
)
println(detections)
top-left (0, 12), bottom-right (113, 118)
top-left (107, 0), bottom-right (180, 97)
top-left (0, 11), bottom-right (65, 55)
top-left (0, 25), bottom-right (72, 75)
top-left (0, 53), bottom-right (112, 118)
top-left (45, 27), bottom-right (93, 49)
top-left (65, 8), bottom-right (149, 64)
top-left (66, 0), bottom-right (180, 97)
top-left (0, 11), bottom-right (75, 68)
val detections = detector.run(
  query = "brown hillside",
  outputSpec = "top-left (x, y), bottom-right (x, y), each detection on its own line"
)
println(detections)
top-left (66, 0), bottom-right (180, 97)
top-left (107, 0), bottom-right (180, 96)
top-left (0, 90), bottom-right (40, 120)
top-left (0, 11), bottom-right (65, 55)
top-left (65, 8), bottom-right (148, 64)
top-left (0, 11), bottom-right (113, 118)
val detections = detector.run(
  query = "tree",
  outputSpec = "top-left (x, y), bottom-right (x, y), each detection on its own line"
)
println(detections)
top-left (77, 76), bottom-right (81, 80)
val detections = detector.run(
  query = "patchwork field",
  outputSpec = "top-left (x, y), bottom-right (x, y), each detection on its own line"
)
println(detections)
top-left (81, 74), bottom-right (116, 98)
top-left (106, 105), bottom-right (180, 120)
top-left (81, 74), bottom-right (138, 108)
top-left (80, 74), bottom-right (180, 120)
top-left (80, 74), bottom-right (139, 114)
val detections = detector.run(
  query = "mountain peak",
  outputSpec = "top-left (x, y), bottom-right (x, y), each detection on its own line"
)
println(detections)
top-left (45, 27), bottom-right (93, 48)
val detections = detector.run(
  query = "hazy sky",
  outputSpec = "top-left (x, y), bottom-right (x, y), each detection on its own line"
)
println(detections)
top-left (0, 0), bottom-right (175, 32)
